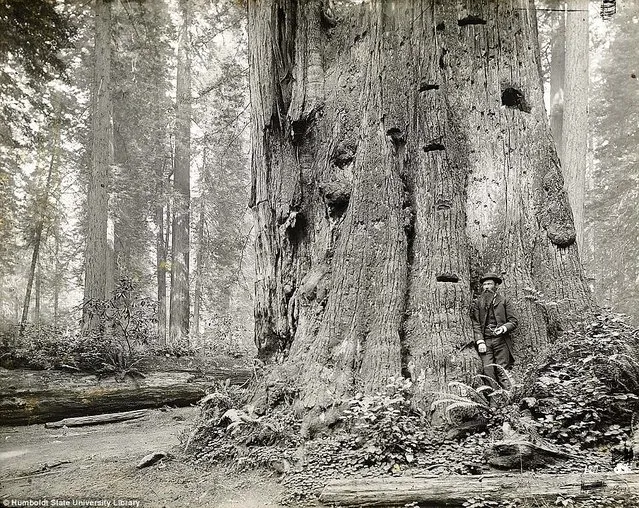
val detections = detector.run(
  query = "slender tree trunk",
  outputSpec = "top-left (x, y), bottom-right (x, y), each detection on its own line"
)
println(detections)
top-left (562, 0), bottom-right (589, 253)
top-left (193, 200), bottom-right (205, 339)
top-left (106, 217), bottom-right (115, 296)
top-left (248, 0), bottom-right (592, 422)
top-left (53, 234), bottom-right (60, 327)
top-left (157, 175), bottom-right (172, 345)
top-left (549, 1), bottom-right (565, 160)
top-left (20, 113), bottom-right (61, 335)
top-left (34, 260), bottom-right (41, 323)
top-left (156, 184), bottom-right (168, 346)
top-left (169, 0), bottom-right (191, 344)
top-left (84, 0), bottom-right (112, 327)
top-left (13, 293), bottom-right (20, 322)
top-left (21, 227), bottom-right (43, 333)
top-left (148, 5), bottom-right (169, 346)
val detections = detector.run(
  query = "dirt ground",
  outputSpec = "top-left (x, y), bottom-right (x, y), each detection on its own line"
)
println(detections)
top-left (0, 406), bottom-right (285, 508)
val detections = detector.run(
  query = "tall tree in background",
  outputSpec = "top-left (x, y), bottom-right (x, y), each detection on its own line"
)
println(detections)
top-left (0, 152), bottom-right (19, 279)
top-left (109, 0), bottom-right (173, 318)
top-left (549, 1), bottom-right (565, 159)
top-left (149, 2), bottom-right (173, 346)
top-left (562, 0), bottom-right (589, 253)
top-left (20, 103), bottom-right (62, 334)
top-left (197, 59), bottom-right (249, 326)
top-left (0, 0), bottom-right (73, 317)
top-left (170, 0), bottom-right (192, 344)
top-left (248, 0), bottom-right (592, 425)
top-left (0, 0), bottom-right (73, 146)
top-left (585, 2), bottom-right (639, 323)
top-left (189, 0), bottom-right (251, 346)
top-left (84, 0), bottom-right (113, 324)
top-left (193, 194), bottom-right (206, 337)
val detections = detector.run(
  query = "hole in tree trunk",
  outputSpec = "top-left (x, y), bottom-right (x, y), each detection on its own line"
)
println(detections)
top-left (386, 128), bottom-right (405, 147)
top-left (439, 49), bottom-right (448, 69)
top-left (436, 22), bottom-right (445, 31)
top-left (458, 15), bottom-right (487, 26)
top-left (291, 118), bottom-right (311, 145)
top-left (423, 143), bottom-right (445, 152)
top-left (332, 143), bottom-right (356, 169)
top-left (321, 1), bottom-right (337, 27)
top-left (436, 200), bottom-right (451, 211)
top-left (285, 211), bottom-right (306, 244)
top-left (320, 180), bottom-right (350, 219)
top-left (436, 274), bottom-right (460, 283)
top-left (419, 83), bottom-right (439, 92)
top-left (501, 87), bottom-right (532, 113)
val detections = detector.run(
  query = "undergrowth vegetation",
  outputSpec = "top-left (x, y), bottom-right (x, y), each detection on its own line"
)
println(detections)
top-left (522, 312), bottom-right (639, 448)
top-left (0, 277), bottom-right (251, 374)
top-left (187, 311), bottom-right (639, 507)
top-left (0, 278), bottom-right (159, 373)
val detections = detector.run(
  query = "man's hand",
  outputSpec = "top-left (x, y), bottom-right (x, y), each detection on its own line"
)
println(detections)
top-left (477, 341), bottom-right (487, 354)
top-left (493, 325), bottom-right (508, 336)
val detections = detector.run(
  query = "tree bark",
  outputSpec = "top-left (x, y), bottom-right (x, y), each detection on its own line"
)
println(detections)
top-left (562, 0), bottom-right (589, 253)
top-left (155, 161), bottom-right (168, 346)
top-left (169, 0), bottom-right (192, 345)
top-left (193, 199), bottom-right (205, 339)
top-left (34, 259), bottom-right (41, 323)
top-left (248, 0), bottom-right (592, 419)
top-left (53, 234), bottom-right (60, 326)
top-left (156, 205), bottom-right (168, 346)
top-left (549, 1), bottom-right (565, 160)
top-left (84, 0), bottom-right (112, 326)
top-left (319, 473), bottom-right (639, 507)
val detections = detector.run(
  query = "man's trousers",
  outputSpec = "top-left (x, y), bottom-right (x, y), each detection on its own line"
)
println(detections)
top-left (480, 336), bottom-right (512, 390)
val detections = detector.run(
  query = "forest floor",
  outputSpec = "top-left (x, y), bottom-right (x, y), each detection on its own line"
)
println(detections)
top-left (1, 395), bottom-right (637, 508)
top-left (0, 406), bottom-right (287, 508)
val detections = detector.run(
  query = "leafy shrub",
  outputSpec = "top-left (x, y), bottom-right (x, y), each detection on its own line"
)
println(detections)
top-left (340, 377), bottom-right (433, 468)
top-left (189, 382), bottom-right (301, 470)
top-left (151, 338), bottom-right (197, 358)
top-left (0, 323), bottom-right (71, 370)
top-left (522, 312), bottom-right (639, 448)
top-left (1, 278), bottom-right (158, 373)
top-left (78, 277), bottom-right (158, 372)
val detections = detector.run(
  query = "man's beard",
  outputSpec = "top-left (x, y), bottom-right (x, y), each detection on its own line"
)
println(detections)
top-left (480, 289), bottom-right (495, 309)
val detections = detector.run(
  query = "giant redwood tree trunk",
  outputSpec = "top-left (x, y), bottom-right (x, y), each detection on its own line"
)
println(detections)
top-left (84, 0), bottom-right (112, 327)
top-left (248, 0), bottom-right (592, 420)
top-left (169, 0), bottom-right (192, 344)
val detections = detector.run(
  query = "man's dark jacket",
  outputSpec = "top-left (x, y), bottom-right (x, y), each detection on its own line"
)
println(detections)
top-left (470, 292), bottom-right (518, 367)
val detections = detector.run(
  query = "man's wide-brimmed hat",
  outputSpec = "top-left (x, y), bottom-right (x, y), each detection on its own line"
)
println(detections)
top-left (480, 272), bottom-right (503, 285)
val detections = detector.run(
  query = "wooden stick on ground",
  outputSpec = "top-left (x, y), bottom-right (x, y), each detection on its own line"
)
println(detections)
top-left (319, 473), bottom-right (639, 507)
top-left (44, 409), bottom-right (151, 429)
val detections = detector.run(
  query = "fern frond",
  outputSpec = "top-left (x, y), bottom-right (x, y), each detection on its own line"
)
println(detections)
top-left (446, 401), bottom-right (484, 413)
top-left (430, 397), bottom-right (477, 411)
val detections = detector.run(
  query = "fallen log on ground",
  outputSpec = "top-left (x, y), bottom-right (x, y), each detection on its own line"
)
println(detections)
top-left (486, 439), bottom-right (578, 469)
top-left (0, 366), bottom-right (251, 426)
top-left (44, 409), bottom-right (151, 428)
top-left (319, 473), bottom-right (639, 507)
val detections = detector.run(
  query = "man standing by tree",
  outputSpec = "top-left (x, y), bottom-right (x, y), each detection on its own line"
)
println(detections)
top-left (471, 273), bottom-right (518, 391)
